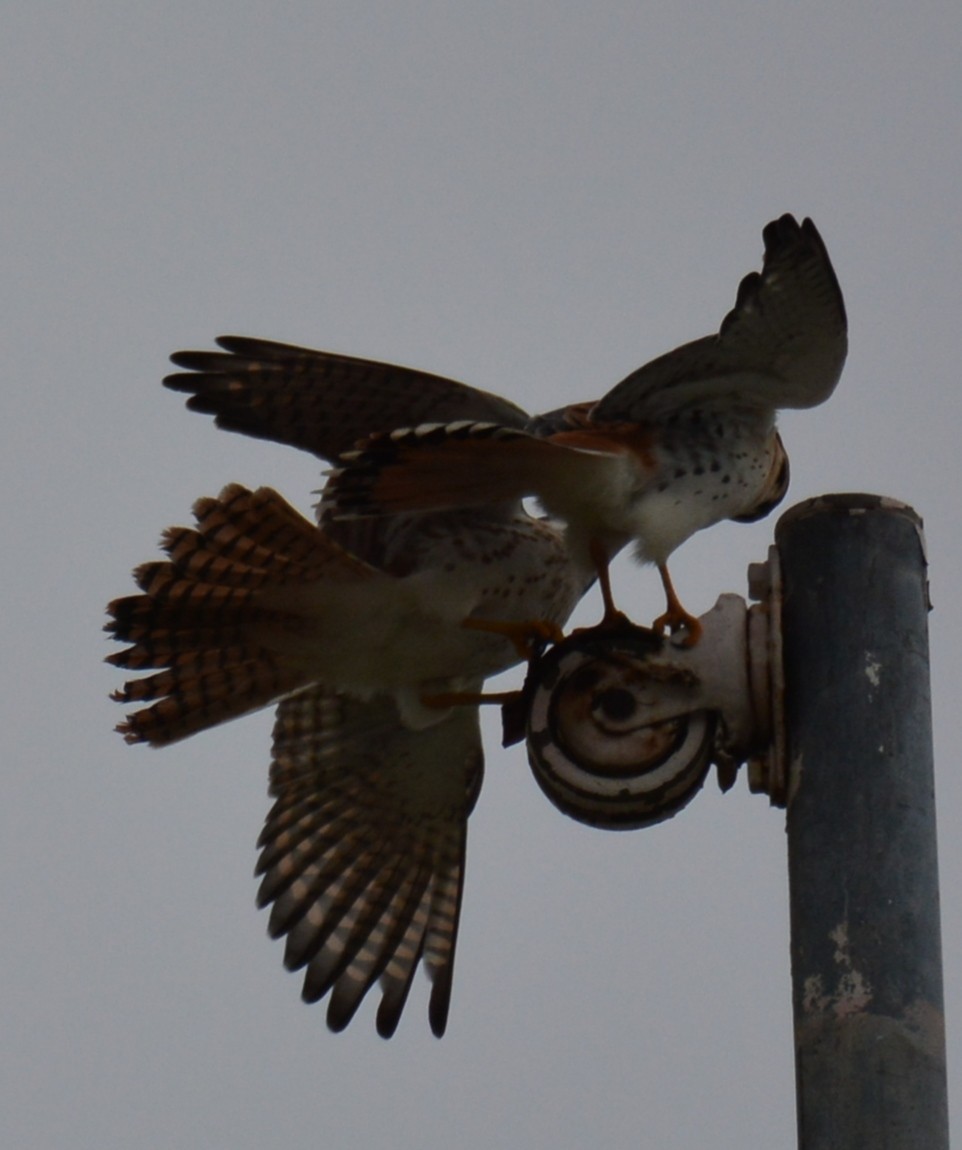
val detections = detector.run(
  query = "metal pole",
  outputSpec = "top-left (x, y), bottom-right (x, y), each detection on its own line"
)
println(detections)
top-left (777, 495), bottom-right (948, 1149)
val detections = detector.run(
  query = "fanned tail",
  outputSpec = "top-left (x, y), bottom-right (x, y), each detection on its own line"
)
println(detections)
top-left (106, 484), bottom-right (373, 745)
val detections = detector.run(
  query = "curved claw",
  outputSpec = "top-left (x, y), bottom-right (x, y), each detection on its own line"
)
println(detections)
top-left (461, 616), bottom-right (565, 659)
top-left (653, 563), bottom-right (703, 647)
top-left (421, 689), bottom-right (520, 710)
top-left (651, 605), bottom-right (703, 647)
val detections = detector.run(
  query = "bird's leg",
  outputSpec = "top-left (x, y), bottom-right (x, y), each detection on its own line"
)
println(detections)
top-left (425, 617), bottom-right (567, 709)
top-left (589, 538), bottom-right (630, 627)
top-left (651, 563), bottom-right (703, 646)
top-left (460, 616), bottom-right (565, 660)
top-left (420, 688), bottom-right (521, 710)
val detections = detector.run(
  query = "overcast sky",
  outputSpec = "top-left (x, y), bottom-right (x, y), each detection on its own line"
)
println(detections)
top-left (4, 3), bottom-right (961, 1147)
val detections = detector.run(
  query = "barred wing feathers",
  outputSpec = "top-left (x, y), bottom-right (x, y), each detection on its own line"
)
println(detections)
top-left (257, 686), bottom-right (482, 1037)
top-left (164, 336), bottom-right (530, 463)
top-left (593, 215), bottom-right (847, 423)
top-left (324, 421), bottom-right (627, 520)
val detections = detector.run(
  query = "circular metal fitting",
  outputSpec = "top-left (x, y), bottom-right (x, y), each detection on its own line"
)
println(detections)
top-left (524, 627), bottom-right (715, 830)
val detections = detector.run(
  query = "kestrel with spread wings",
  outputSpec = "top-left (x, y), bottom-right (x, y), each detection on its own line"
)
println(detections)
top-left (108, 348), bottom-right (594, 1037)
top-left (108, 212), bottom-right (845, 1037)
top-left (324, 214), bottom-right (847, 643)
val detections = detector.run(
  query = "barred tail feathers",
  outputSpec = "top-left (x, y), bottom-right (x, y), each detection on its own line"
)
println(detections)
top-left (323, 422), bottom-right (617, 518)
top-left (106, 485), bottom-right (376, 746)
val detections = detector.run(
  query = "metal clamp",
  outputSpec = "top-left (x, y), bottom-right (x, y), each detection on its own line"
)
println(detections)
top-left (514, 550), bottom-right (787, 830)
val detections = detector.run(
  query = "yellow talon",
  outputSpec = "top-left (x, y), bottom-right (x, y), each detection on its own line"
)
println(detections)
top-left (421, 689), bottom-right (521, 710)
top-left (652, 562), bottom-right (703, 646)
top-left (461, 616), bottom-right (564, 659)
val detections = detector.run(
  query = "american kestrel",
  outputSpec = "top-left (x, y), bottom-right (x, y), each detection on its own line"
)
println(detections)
top-left (108, 345), bottom-right (593, 1037)
top-left (324, 215), bottom-right (847, 643)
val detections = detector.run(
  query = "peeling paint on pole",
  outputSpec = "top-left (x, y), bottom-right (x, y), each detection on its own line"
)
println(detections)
top-left (777, 495), bottom-right (948, 1150)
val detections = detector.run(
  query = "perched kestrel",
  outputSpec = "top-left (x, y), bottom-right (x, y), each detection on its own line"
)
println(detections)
top-left (108, 213), bottom-right (845, 1034)
top-left (108, 345), bottom-right (594, 1037)
top-left (324, 215), bottom-right (847, 642)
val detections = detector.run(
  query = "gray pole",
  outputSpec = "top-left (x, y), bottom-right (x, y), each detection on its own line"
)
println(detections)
top-left (776, 495), bottom-right (948, 1149)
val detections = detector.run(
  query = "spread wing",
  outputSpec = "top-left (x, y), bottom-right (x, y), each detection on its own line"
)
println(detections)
top-left (323, 421), bottom-right (626, 519)
top-left (592, 214), bottom-right (847, 422)
top-left (164, 335), bottom-right (530, 462)
top-left (321, 215), bottom-right (845, 522)
top-left (257, 685), bottom-right (482, 1037)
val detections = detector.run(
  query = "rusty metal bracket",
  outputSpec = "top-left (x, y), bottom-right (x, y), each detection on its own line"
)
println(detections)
top-left (514, 554), bottom-right (788, 829)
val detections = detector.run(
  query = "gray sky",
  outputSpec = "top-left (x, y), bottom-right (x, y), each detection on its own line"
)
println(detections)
top-left (4, 3), bottom-right (960, 1146)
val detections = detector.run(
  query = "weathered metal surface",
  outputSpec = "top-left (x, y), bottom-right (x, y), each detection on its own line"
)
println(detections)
top-left (778, 494), bottom-right (947, 1149)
